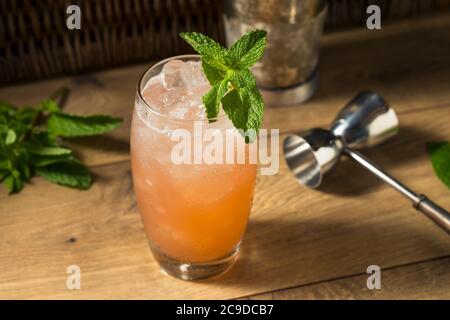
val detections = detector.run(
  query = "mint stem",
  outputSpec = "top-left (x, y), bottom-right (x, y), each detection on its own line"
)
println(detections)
top-left (50, 86), bottom-right (70, 110)
top-left (20, 87), bottom-right (71, 142)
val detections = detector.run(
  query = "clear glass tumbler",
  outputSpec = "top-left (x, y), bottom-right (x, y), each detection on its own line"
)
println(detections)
top-left (130, 55), bottom-right (257, 280)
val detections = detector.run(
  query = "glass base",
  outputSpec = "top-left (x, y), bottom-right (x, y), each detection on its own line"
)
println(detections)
top-left (150, 245), bottom-right (240, 281)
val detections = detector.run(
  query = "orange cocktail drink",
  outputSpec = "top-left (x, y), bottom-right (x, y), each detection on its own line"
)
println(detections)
top-left (131, 55), bottom-right (257, 280)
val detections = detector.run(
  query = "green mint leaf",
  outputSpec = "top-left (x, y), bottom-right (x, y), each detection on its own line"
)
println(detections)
top-left (201, 58), bottom-right (225, 85)
top-left (428, 141), bottom-right (450, 189)
top-left (0, 101), bottom-right (17, 114)
top-left (180, 30), bottom-right (266, 142)
top-left (229, 68), bottom-right (257, 89)
top-left (30, 132), bottom-right (58, 147)
top-left (47, 113), bottom-right (122, 137)
top-left (18, 161), bottom-right (31, 181)
top-left (226, 29), bottom-right (267, 69)
top-left (10, 167), bottom-right (20, 179)
top-left (35, 161), bottom-right (91, 189)
top-left (0, 101), bottom-right (16, 108)
top-left (1, 88), bottom-right (123, 194)
top-left (179, 32), bottom-right (228, 71)
top-left (0, 170), bottom-right (7, 181)
top-left (16, 107), bottom-right (38, 123)
top-left (5, 129), bottom-right (16, 145)
top-left (221, 86), bottom-right (263, 143)
top-left (202, 78), bottom-right (230, 120)
top-left (0, 102), bottom-right (17, 126)
top-left (15, 152), bottom-right (31, 181)
top-left (0, 160), bottom-right (12, 171)
top-left (3, 175), bottom-right (14, 192)
top-left (3, 174), bottom-right (24, 194)
top-left (27, 145), bottom-right (72, 156)
top-left (3, 174), bottom-right (16, 193)
top-left (29, 154), bottom-right (74, 167)
top-left (39, 99), bottom-right (60, 113)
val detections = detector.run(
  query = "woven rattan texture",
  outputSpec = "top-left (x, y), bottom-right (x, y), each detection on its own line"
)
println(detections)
top-left (1, 0), bottom-right (450, 85)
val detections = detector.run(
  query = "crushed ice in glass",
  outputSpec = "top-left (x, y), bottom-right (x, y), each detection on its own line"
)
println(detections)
top-left (142, 60), bottom-right (211, 120)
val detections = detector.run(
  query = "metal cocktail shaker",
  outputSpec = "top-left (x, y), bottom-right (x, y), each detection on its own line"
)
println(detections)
top-left (223, 0), bottom-right (327, 106)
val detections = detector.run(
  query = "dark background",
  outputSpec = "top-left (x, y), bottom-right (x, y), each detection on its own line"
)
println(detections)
top-left (1, 0), bottom-right (450, 86)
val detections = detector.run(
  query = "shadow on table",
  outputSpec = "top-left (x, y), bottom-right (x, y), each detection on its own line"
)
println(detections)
top-left (198, 123), bottom-right (447, 289)
top-left (206, 211), bottom-right (450, 290)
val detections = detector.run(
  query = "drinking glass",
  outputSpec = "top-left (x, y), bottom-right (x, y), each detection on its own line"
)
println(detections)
top-left (130, 55), bottom-right (257, 280)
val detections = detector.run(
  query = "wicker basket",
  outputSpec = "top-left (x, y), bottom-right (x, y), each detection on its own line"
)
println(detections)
top-left (1, 0), bottom-right (449, 86)
top-left (0, 0), bottom-right (225, 85)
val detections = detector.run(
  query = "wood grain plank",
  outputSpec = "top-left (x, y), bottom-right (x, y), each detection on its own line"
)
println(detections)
top-left (0, 13), bottom-right (450, 168)
top-left (0, 65), bottom-right (146, 167)
top-left (1, 106), bottom-right (449, 299)
top-left (247, 256), bottom-right (450, 300)
top-left (241, 292), bottom-right (274, 300)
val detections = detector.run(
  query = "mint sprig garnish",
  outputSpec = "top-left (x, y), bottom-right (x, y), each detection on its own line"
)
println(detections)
top-left (180, 29), bottom-right (267, 143)
top-left (0, 88), bottom-right (122, 194)
top-left (428, 141), bottom-right (450, 190)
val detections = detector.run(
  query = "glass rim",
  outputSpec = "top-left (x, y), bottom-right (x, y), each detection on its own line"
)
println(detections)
top-left (137, 54), bottom-right (225, 123)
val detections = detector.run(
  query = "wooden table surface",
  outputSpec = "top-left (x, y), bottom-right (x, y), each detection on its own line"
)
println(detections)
top-left (1, 13), bottom-right (450, 300)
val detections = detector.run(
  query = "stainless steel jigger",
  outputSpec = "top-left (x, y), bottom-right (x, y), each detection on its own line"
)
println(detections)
top-left (283, 91), bottom-right (450, 234)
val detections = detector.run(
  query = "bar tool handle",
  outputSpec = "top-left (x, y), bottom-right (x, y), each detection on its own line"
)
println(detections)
top-left (343, 148), bottom-right (450, 234)
top-left (415, 195), bottom-right (450, 234)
